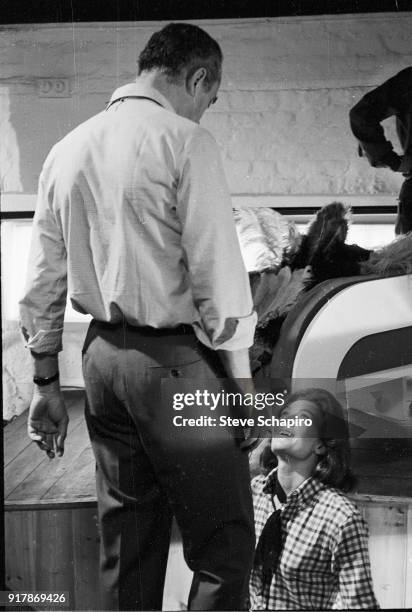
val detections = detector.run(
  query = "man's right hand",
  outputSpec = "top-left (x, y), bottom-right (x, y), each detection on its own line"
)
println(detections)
top-left (28, 383), bottom-right (69, 458)
top-left (217, 348), bottom-right (261, 452)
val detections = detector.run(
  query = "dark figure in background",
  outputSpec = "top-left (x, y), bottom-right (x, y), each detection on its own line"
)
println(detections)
top-left (350, 67), bottom-right (412, 234)
top-left (249, 388), bottom-right (379, 610)
top-left (19, 23), bottom-right (257, 611)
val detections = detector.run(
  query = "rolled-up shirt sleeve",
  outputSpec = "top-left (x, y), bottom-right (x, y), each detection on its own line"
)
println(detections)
top-left (19, 173), bottom-right (67, 354)
top-left (176, 127), bottom-right (257, 351)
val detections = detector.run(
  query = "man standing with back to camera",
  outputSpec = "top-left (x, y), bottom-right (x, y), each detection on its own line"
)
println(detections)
top-left (20, 23), bottom-right (257, 611)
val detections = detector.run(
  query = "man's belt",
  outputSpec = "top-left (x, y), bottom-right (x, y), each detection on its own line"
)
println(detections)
top-left (92, 320), bottom-right (194, 337)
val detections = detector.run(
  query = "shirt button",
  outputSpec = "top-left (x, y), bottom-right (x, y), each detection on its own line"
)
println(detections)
top-left (170, 369), bottom-right (181, 377)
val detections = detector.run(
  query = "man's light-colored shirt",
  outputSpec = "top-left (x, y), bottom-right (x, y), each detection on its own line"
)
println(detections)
top-left (19, 83), bottom-right (256, 353)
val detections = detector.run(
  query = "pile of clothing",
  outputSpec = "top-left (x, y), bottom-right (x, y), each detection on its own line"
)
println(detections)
top-left (234, 206), bottom-right (306, 371)
top-left (235, 203), bottom-right (412, 374)
top-left (233, 207), bottom-right (300, 272)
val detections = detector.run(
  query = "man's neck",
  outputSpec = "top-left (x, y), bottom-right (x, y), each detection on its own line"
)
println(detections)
top-left (135, 71), bottom-right (185, 117)
top-left (276, 454), bottom-right (316, 497)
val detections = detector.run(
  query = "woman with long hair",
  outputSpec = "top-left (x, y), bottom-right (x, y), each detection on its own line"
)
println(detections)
top-left (249, 388), bottom-right (379, 610)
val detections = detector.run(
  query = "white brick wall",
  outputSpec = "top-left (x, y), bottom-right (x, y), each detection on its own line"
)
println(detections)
top-left (1, 13), bottom-right (411, 198)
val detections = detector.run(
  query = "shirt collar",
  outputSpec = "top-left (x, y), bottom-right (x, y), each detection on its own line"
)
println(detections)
top-left (287, 474), bottom-right (325, 509)
top-left (108, 82), bottom-right (176, 113)
top-left (263, 468), bottom-right (325, 509)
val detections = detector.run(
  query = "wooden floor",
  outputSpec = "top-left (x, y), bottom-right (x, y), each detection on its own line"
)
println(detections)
top-left (5, 390), bottom-right (96, 506)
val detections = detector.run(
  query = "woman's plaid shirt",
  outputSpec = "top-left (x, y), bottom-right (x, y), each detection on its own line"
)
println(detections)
top-left (249, 470), bottom-right (379, 610)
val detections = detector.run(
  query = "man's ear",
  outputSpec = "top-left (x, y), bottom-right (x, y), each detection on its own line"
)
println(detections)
top-left (314, 441), bottom-right (326, 456)
top-left (186, 67), bottom-right (207, 97)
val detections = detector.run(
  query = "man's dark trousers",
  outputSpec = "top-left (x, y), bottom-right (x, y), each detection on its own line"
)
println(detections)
top-left (83, 320), bottom-right (255, 611)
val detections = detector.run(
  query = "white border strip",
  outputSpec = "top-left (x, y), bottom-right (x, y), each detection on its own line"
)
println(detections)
top-left (1, 193), bottom-right (37, 212)
top-left (1, 193), bottom-right (397, 213)
top-left (231, 194), bottom-right (397, 209)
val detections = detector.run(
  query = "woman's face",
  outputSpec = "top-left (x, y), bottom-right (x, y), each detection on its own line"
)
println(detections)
top-left (271, 399), bottom-right (325, 460)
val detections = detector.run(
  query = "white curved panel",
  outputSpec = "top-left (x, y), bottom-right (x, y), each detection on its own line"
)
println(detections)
top-left (292, 275), bottom-right (412, 379)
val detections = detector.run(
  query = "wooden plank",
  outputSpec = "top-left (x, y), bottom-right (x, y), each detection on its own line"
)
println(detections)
top-left (3, 390), bottom-right (85, 466)
top-left (354, 454), bottom-right (412, 498)
top-left (34, 509), bottom-right (75, 603)
top-left (4, 444), bottom-right (49, 499)
top-left (5, 397), bottom-right (88, 501)
top-left (357, 478), bottom-right (412, 498)
top-left (43, 447), bottom-right (96, 501)
top-left (8, 419), bottom-right (90, 502)
top-left (3, 410), bottom-right (28, 443)
top-left (352, 493), bottom-right (412, 505)
top-left (72, 507), bottom-right (101, 610)
top-left (6, 500), bottom-right (410, 611)
top-left (3, 415), bottom-right (32, 465)
top-left (354, 454), bottom-right (412, 477)
top-left (5, 499), bottom-right (97, 510)
top-left (5, 510), bottom-right (37, 593)
top-left (362, 501), bottom-right (407, 609)
top-left (5, 506), bottom-right (99, 610)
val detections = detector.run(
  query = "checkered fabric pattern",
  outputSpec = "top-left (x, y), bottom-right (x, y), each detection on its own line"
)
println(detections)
top-left (249, 470), bottom-right (380, 610)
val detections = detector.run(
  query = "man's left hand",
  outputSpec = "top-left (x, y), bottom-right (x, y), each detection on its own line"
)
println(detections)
top-left (28, 384), bottom-right (69, 458)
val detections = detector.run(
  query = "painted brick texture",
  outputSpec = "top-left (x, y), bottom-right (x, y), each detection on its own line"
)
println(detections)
top-left (1, 13), bottom-right (411, 197)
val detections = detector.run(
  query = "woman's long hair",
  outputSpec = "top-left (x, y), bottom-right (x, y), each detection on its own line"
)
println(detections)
top-left (261, 387), bottom-right (356, 492)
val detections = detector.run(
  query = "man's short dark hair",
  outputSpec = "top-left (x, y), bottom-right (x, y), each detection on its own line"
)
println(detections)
top-left (138, 23), bottom-right (222, 90)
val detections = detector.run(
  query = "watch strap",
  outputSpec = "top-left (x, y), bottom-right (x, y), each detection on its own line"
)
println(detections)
top-left (33, 372), bottom-right (60, 386)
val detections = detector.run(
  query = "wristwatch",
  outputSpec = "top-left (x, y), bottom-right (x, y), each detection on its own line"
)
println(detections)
top-left (33, 372), bottom-right (60, 386)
